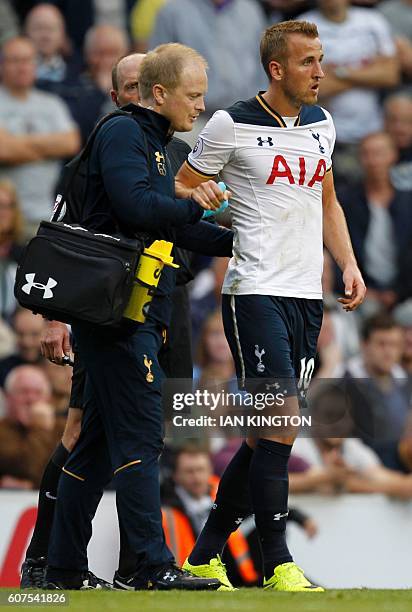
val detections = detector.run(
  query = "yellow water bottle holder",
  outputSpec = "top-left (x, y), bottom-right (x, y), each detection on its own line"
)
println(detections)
top-left (123, 240), bottom-right (179, 323)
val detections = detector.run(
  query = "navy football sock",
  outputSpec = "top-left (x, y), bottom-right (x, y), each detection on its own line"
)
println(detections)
top-left (189, 441), bottom-right (253, 565)
top-left (249, 438), bottom-right (293, 578)
top-left (26, 442), bottom-right (69, 560)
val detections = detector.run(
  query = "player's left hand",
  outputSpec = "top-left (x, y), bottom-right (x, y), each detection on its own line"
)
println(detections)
top-left (338, 265), bottom-right (366, 311)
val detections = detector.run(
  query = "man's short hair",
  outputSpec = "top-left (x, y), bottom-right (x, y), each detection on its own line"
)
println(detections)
top-left (172, 444), bottom-right (210, 472)
top-left (4, 364), bottom-right (51, 396)
top-left (361, 312), bottom-right (399, 342)
top-left (138, 43), bottom-right (207, 101)
top-left (260, 20), bottom-right (319, 79)
top-left (111, 52), bottom-right (145, 91)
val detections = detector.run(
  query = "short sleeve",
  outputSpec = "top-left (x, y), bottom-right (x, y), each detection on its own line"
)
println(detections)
top-left (187, 110), bottom-right (236, 178)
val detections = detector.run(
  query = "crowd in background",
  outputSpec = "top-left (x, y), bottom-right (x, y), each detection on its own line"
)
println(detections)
top-left (1, 0), bottom-right (412, 583)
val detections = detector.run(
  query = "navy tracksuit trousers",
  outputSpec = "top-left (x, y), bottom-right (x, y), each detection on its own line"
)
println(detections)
top-left (47, 319), bottom-right (174, 575)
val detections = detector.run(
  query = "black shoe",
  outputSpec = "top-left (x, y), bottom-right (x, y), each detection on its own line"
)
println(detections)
top-left (113, 563), bottom-right (220, 591)
top-left (45, 571), bottom-right (113, 590)
top-left (21, 557), bottom-right (47, 589)
top-left (113, 571), bottom-right (139, 591)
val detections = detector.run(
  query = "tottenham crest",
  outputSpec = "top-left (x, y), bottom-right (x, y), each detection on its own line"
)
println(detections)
top-left (255, 345), bottom-right (266, 373)
top-left (191, 137), bottom-right (204, 159)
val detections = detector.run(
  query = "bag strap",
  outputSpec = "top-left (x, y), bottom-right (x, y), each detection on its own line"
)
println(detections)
top-left (52, 110), bottom-right (150, 222)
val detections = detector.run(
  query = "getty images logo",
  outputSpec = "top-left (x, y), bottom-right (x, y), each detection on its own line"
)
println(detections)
top-left (21, 273), bottom-right (57, 299)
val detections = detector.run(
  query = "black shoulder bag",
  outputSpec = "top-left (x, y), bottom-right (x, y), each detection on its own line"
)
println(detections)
top-left (14, 111), bottom-right (146, 326)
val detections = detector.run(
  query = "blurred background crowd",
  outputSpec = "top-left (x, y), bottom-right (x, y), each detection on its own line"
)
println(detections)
top-left (1, 0), bottom-right (412, 586)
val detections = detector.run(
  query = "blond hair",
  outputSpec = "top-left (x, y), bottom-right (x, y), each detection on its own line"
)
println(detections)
top-left (260, 20), bottom-right (319, 79)
top-left (138, 43), bottom-right (207, 101)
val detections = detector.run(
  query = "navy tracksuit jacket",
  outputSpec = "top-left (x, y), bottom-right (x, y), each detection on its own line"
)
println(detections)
top-left (47, 105), bottom-right (233, 576)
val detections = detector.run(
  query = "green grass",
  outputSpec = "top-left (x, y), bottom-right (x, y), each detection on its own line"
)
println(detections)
top-left (2, 589), bottom-right (412, 612)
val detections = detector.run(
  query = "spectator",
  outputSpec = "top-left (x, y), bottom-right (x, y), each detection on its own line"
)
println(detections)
top-left (337, 132), bottom-right (412, 308)
top-left (379, 0), bottom-right (412, 79)
top-left (0, 37), bottom-right (80, 237)
top-left (0, 308), bottom-right (45, 387)
top-left (33, 0), bottom-right (135, 54)
top-left (0, 365), bottom-right (61, 489)
top-left (384, 92), bottom-right (412, 191)
top-left (0, 1), bottom-right (19, 46)
top-left (291, 435), bottom-right (412, 498)
top-left (150, 0), bottom-right (266, 144)
top-left (163, 447), bottom-right (217, 534)
top-left (130, 0), bottom-right (166, 52)
top-left (161, 446), bottom-right (258, 585)
top-left (31, 20), bottom-right (129, 144)
top-left (62, 24), bottom-right (129, 143)
top-left (299, 0), bottom-right (399, 182)
top-left (25, 3), bottom-right (82, 84)
top-left (393, 299), bottom-right (412, 377)
top-left (0, 180), bottom-right (25, 322)
top-left (85, 24), bottom-right (129, 94)
top-left (344, 312), bottom-right (411, 472)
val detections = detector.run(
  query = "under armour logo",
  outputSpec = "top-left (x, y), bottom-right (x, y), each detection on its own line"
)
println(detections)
top-left (163, 572), bottom-right (177, 582)
top-left (22, 273), bottom-right (57, 299)
top-left (235, 517), bottom-right (244, 525)
top-left (255, 345), bottom-right (266, 373)
top-left (155, 151), bottom-right (167, 176)
top-left (273, 511), bottom-right (289, 521)
top-left (311, 132), bottom-right (325, 154)
top-left (257, 136), bottom-right (274, 147)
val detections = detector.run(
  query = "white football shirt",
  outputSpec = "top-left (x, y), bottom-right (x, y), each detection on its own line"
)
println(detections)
top-left (187, 93), bottom-right (336, 299)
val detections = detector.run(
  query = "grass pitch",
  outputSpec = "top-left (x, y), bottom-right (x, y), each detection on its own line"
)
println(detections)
top-left (2, 589), bottom-right (412, 612)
